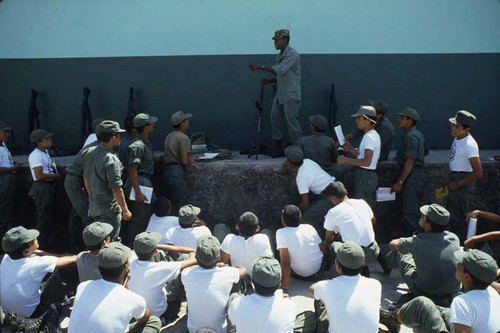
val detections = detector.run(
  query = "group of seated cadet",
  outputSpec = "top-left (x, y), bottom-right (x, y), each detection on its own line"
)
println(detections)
top-left (145, 197), bottom-right (180, 244)
top-left (164, 204), bottom-right (211, 251)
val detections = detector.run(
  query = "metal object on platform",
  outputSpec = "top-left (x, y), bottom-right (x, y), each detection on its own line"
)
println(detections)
top-left (245, 84), bottom-right (271, 160)
top-left (80, 87), bottom-right (92, 146)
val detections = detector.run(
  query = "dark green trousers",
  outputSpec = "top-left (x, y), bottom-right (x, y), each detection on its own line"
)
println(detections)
top-left (91, 203), bottom-right (122, 241)
top-left (124, 175), bottom-right (155, 246)
top-left (447, 172), bottom-right (474, 243)
top-left (302, 194), bottom-right (334, 239)
top-left (128, 316), bottom-right (162, 333)
top-left (28, 181), bottom-right (56, 247)
top-left (398, 166), bottom-right (425, 232)
top-left (0, 174), bottom-right (16, 237)
top-left (399, 296), bottom-right (452, 333)
top-left (353, 168), bottom-right (377, 208)
top-left (162, 164), bottom-right (187, 215)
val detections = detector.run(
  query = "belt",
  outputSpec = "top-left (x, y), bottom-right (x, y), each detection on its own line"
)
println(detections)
top-left (138, 172), bottom-right (153, 179)
top-left (164, 162), bottom-right (180, 166)
top-left (451, 171), bottom-right (471, 174)
top-left (357, 167), bottom-right (376, 173)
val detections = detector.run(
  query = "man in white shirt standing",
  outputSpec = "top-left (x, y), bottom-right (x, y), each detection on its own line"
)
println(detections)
top-left (310, 241), bottom-right (381, 333)
top-left (69, 242), bottom-right (161, 333)
top-left (165, 204), bottom-right (211, 254)
top-left (338, 106), bottom-right (381, 208)
top-left (284, 145), bottom-right (335, 238)
top-left (0, 122), bottom-right (20, 239)
top-left (447, 110), bottom-right (483, 243)
top-left (28, 129), bottom-right (61, 249)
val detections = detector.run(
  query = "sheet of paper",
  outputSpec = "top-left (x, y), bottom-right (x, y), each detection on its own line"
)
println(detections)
top-left (130, 186), bottom-right (153, 202)
top-left (198, 153), bottom-right (219, 160)
top-left (376, 187), bottom-right (396, 202)
top-left (334, 125), bottom-right (345, 146)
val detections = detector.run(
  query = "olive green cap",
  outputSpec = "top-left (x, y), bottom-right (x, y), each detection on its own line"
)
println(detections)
top-left (272, 29), bottom-right (290, 40)
top-left (309, 114), bottom-right (328, 131)
top-left (133, 113), bottom-right (158, 127)
top-left (92, 118), bottom-right (105, 132)
top-left (134, 231), bottom-right (162, 254)
top-left (396, 107), bottom-right (420, 122)
top-left (178, 204), bottom-right (201, 226)
top-left (98, 120), bottom-right (126, 134)
top-left (171, 111), bottom-right (192, 126)
top-left (351, 106), bottom-right (377, 123)
top-left (82, 222), bottom-right (113, 246)
top-left (195, 235), bottom-right (220, 266)
top-left (97, 242), bottom-right (131, 269)
top-left (337, 241), bottom-right (365, 269)
top-left (420, 204), bottom-right (450, 226)
top-left (30, 129), bottom-right (53, 143)
top-left (1, 226), bottom-right (39, 252)
top-left (454, 249), bottom-right (498, 284)
top-left (368, 99), bottom-right (389, 115)
top-left (0, 121), bottom-right (13, 131)
top-left (449, 110), bottom-right (476, 127)
top-left (252, 256), bottom-right (281, 287)
top-left (285, 145), bottom-right (304, 163)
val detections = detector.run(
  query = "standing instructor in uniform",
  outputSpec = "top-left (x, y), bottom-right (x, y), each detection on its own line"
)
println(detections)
top-left (248, 29), bottom-right (303, 154)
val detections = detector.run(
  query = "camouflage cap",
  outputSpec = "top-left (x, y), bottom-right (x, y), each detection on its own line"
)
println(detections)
top-left (195, 235), bottom-right (220, 267)
top-left (0, 121), bottom-right (13, 131)
top-left (396, 107), bottom-right (420, 122)
top-left (1, 226), bottom-right (39, 253)
top-left (284, 145), bottom-right (304, 163)
top-left (449, 110), bottom-right (476, 127)
top-left (350, 106), bottom-right (377, 123)
top-left (133, 113), bottom-right (158, 127)
top-left (82, 222), bottom-right (113, 246)
top-left (179, 204), bottom-right (201, 225)
top-left (30, 129), bottom-right (53, 143)
top-left (420, 204), bottom-right (450, 226)
top-left (337, 241), bottom-right (365, 269)
top-left (252, 256), bottom-right (281, 287)
top-left (171, 111), bottom-right (192, 126)
top-left (134, 231), bottom-right (162, 254)
top-left (454, 249), bottom-right (498, 284)
top-left (368, 100), bottom-right (389, 115)
top-left (309, 115), bottom-right (328, 131)
top-left (272, 29), bottom-right (290, 40)
top-left (98, 120), bottom-right (126, 134)
top-left (97, 242), bottom-right (131, 269)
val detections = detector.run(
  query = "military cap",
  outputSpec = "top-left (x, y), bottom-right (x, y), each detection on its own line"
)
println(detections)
top-left (368, 99), bottom-right (389, 115)
top-left (449, 110), bottom-right (476, 127)
top-left (92, 118), bottom-right (105, 132)
top-left (454, 249), bottom-right (498, 284)
top-left (285, 145), bottom-right (304, 163)
top-left (195, 235), bottom-right (220, 266)
top-left (252, 256), bottom-right (282, 287)
top-left (337, 241), bottom-right (365, 269)
top-left (82, 222), bottom-right (113, 246)
top-left (351, 106), bottom-right (377, 123)
top-left (309, 115), bottom-right (328, 131)
top-left (420, 204), bottom-right (450, 226)
top-left (134, 231), bottom-right (162, 254)
top-left (0, 121), bottom-right (13, 131)
top-left (179, 204), bottom-right (201, 226)
top-left (98, 120), bottom-right (126, 134)
top-left (30, 129), bottom-right (53, 143)
top-left (171, 111), bottom-right (192, 126)
top-left (272, 29), bottom-right (290, 40)
top-left (396, 107), bottom-right (420, 122)
top-left (1, 226), bottom-right (39, 253)
top-left (133, 113), bottom-right (158, 127)
top-left (97, 242), bottom-right (131, 269)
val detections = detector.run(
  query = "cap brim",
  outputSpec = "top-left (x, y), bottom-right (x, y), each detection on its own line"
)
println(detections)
top-left (102, 223), bottom-right (113, 236)
top-left (150, 232), bottom-right (162, 244)
top-left (453, 250), bottom-right (467, 264)
top-left (193, 206), bottom-right (201, 216)
top-left (184, 113), bottom-right (192, 120)
top-left (43, 133), bottom-right (54, 139)
top-left (419, 205), bottom-right (430, 216)
top-left (117, 129), bottom-right (126, 133)
top-left (351, 112), bottom-right (362, 118)
top-left (449, 117), bottom-right (457, 125)
top-left (150, 116), bottom-right (158, 123)
top-left (26, 229), bottom-right (40, 242)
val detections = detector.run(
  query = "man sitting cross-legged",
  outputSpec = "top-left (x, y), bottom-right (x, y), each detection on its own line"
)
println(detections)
top-left (145, 197), bottom-right (180, 245)
top-left (76, 221), bottom-right (112, 282)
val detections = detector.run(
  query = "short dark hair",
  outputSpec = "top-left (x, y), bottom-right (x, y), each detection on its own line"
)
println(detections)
top-left (6, 242), bottom-right (31, 260)
top-left (365, 115), bottom-right (377, 123)
top-left (87, 241), bottom-right (105, 252)
top-left (426, 217), bottom-right (447, 233)
top-left (99, 263), bottom-right (126, 281)
top-left (322, 181), bottom-right (346, 199)
top-left (463, 265), bottom-right (490, 290)
top-left (462, 124), bottom-right (471, 130)
top-left (410, 118), bottom-right (418, 126)
top-left (153, 197), bottom-right (171, 217)
top-left (136, 250), bottom-right (155, 261)
top-left (238, 212), bottom-right (259, 238)
top-left (124, 115), bottom-right (135, 134)
top-left (253, 280), bottom-right (280, 296)
top-left (134, 125), bottom-right (146, 134)
top-left (289, 160), bottom-right (303, 168)
top-left (338, 261), bottom-right (363, 276)
top-left (97, 132), bottom-right (115, 143)
top-left (282, 205), bottom-right (301, 227)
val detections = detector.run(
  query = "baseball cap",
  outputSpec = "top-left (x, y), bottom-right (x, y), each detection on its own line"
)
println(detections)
top-left (195, 235), bottom-right (220, 267)
top-left (368, 100), bottom-right (389, 115)
top-left (1, 226), bottom-right (39, 253)
top-left (0, 121), bottom-right (13, 131)
top-left (179, 204), bottom-right (201, 225)
top-left (350, 106), bottom-right (377, 123)
top-left (171, 111), bottom-right (192, 126)
top-left (134, 231), bottom-right (162, 254)
top-left (449, 110), bottom-right (476, 127)
top-left (82, 222), bottom-right (113, 246)
top-left (309, 115), bottom-right (328, 131)
top-left (284, 145), bottom-right (304, 163)
top-left (396, 107), bottom-right (420, 122)
top-left (420, 204), bottom-right (450, 226)
top-left (98, 120), bottom-right (126, 134)
top-left (272, 29), bottom-right (290, 40)
top-left (454, 249), bottom-right (498, 284)
top-left (98, 242), bottom-right (131, 269)
top-left (252, 256), bottom-right (281, 287)
top-left (30, 129), bottom-right (53, 143)
top-left (337, 241), bottom-right (365, 269)
top-left (133, 113), bottom-right (158, 127)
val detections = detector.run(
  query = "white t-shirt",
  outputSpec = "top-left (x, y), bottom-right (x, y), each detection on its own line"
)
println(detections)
top-left (450, 286), bottom-right (500, 333)
top-left (0, 255), bottom-right (57, 317)
top-left (276, 224), bottom-right (323, 277)
top-left (0, 142), bottom-right (14, 167)
top-left (68, 279), bottom-right (146, 333)
top-left (323, 198), bottom-right (375, 247)
top-left (128, 259), bottom-right (182, 317)
top-left (296, 159), bottom-right (335, 195)
top-left (357, 129), bottom-right (381, 170)
top-left (165, 225), bottom-right (211, 249)
top-left (83, 133), bottom-right (98, 147)
top-left (449, 134), bottom-right (479, 172)
top-left (28, 148), bottom-right (56, 181)
top-left (182, 266), bottom-right (240, 333)
top-left (228, 290), bottom-right (297, 333)
top-left (314, 275), bottom-right (381, 333)
top-left (220, 234), bottom-right (273, 277)
top-left (146, 214), bottom-right (180, 244)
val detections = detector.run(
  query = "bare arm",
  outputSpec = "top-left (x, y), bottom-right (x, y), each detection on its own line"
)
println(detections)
top-left (55, 256), bottom-right (77, 269)
top-left (449, 157), bottom-right (483, 190)
top-left (453, 323), bottom-right (471, 333)
top-left (136, 307), bottom-right (151, 325)
top-left (234, 265), bottom-right (247, 279)
top-left (466, 210), bottom-right (500, 224)
top-left (464, 231), bottom-right (500, 250)
top-left (180, 151), bottom-right (201, 166)
top-left (389, 238), bottom-right (402, 252)
top-left (309, 282), bottom-right (317, 296)
top-left (278, 248), bottom-right (292, 290)
top-left (156, 244), bottom-right (195, 254)
top-left (325, 230), bottom-right (336, 244)
top-left (179, 252), bottom-right (197, 270)
top-left (128, 164), bottom-right (147, 203)
top-left (83, 175), bottom-right (91, 198)
top-left (111, 187), bottom-right (131, 221)
top-left (33, 166), bottom-right (61, 181)
top-left (0, 162), bottom-right (20, 174)
top-left (220, 250), bottom-right (230, 265)
top-left (391, 158), bottom-right (415, 193)
top-left (298, 193), bottom-right (310, 212)
top-left (337, 149), bottom-right (374, 167)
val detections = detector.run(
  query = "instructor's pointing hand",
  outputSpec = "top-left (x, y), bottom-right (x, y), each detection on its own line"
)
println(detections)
top-left (247, 64), bottom-right (261, 71)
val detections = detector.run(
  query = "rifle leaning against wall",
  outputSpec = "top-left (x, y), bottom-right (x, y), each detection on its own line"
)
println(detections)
top-left (80, 87), bottom-right (93, 147)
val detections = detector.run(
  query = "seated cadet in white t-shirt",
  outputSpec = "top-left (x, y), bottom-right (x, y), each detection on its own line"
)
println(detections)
top-left (76, 222), bottom-right (112, 282)
top-left (276, 205), bottom-right (326, 293)
top-left (380, 249), bottom-right (500, 333)
top-left (218, 212), bottom-right (273, 277)
top-left (165, 204), bottom-right (211, 258)
top-left (129, 231), bottom-right (197, 321)
top-left (322, 181), bottom-right (383, 276)
top-left (228, 257), bottom-right (297, 333)
top-left (284, 145), bottom-right (335, 238)
top-left (68, 242), bottom-right (161, 333)
top-left (0, 226), bottom-right (77, 318)
top-left (310, 241), bottom-right (382, 333)
top-left (182, 236), bottom-right (247, 333)
top-left (145, 197), bottom-right (180, 245)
